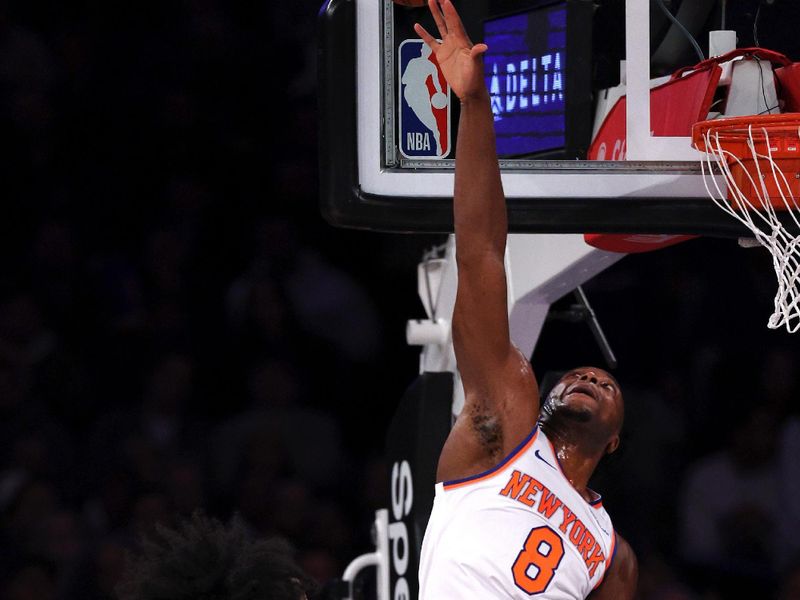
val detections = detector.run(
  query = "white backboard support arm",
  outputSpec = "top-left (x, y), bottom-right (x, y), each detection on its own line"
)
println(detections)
top-left (625, 0), bottom-right (708, 161)
top-left (406, 234), bottom-right (626, 418)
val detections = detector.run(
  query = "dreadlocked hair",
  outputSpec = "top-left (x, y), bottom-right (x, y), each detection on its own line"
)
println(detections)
top-left (116, 510), bottom-right (319, 600)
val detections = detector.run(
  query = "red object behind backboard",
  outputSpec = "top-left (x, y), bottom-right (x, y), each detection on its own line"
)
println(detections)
top-left (584, 233), bottom-right (697, 254)
top-left (776, 62), bottom-right (800, 112)
top-left (588, 63), bottom-right (722, 161)
top-left (584, 62), bottom-right (722, 252)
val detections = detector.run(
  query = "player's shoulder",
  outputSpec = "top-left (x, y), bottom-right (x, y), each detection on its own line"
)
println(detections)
top-left (614, 534), bottom-right (637, 567)
top-left (609, 533), bottom-right (638, 586)
top-left (587, 533), bottom-right (638, 600)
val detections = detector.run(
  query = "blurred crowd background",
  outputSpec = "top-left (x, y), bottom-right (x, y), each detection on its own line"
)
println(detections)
top-left (1, 0), bottom-right (800, 599)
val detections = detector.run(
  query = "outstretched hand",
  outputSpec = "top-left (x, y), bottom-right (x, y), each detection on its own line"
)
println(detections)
top-left (414, 0), bottom-right (488, 102)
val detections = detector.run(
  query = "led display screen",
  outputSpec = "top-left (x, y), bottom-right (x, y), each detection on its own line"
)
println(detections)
top-left (483, 2), bottom-right (567, 157)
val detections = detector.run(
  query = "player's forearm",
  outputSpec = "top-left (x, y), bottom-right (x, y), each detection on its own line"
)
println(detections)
top-left (453, 91), bottom-right (507, 263)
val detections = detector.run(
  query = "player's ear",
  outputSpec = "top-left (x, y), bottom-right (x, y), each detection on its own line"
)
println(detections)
top-left (605, 435), bottom-right (620, 455)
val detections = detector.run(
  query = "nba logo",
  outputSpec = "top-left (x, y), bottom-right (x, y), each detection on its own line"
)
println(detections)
top-left (399, 39), bottom-right (451, 159)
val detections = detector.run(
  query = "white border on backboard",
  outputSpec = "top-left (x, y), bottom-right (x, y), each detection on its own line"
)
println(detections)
top-left (625, 0), bottom-right (708, 161)
top-left (356, 0), bottom-right (720, 200)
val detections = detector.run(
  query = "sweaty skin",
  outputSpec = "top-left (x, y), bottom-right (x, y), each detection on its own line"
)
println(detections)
top-left (414, 2), bottom-right (637, 598)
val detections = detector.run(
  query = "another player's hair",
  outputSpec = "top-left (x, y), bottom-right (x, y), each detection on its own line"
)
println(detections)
top-left (116, 510), bottom-right (318, 600)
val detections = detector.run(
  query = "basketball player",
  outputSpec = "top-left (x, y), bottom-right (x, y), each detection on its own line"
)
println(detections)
top-left (413, 1), bottom-right (638, 598)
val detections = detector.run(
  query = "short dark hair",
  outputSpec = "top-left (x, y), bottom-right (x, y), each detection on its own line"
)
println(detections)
top-left (116, 510), bottom-right (318, 600)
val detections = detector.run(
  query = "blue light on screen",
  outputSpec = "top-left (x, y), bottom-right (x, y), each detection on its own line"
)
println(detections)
top-left (483, 3), bottom-right (567, 157)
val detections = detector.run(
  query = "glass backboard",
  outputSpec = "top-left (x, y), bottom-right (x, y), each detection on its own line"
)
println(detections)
top-left (317, 0), bottom-right (800, 236)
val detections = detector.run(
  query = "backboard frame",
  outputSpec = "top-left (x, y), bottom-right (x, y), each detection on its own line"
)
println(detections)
top-left (317, 0), bottom-right (764, 237)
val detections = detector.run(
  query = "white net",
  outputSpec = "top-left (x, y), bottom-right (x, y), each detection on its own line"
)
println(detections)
top-left (698, 121), bottom-right (800, 333)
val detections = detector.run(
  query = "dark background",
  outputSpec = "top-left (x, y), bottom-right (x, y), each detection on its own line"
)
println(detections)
top-left (2, 0), bottom-right (800, 599)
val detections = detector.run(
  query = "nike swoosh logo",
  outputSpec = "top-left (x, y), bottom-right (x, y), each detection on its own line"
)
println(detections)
top-left (534, 449), bottom-right (557, 471)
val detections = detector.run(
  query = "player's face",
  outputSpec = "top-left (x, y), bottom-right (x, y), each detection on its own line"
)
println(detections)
top-left (545, 367), bottom-right (624, 434)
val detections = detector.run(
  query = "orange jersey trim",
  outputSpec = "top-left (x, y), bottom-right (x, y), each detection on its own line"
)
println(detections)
top-left (592, 530), bottom-right (617, 590)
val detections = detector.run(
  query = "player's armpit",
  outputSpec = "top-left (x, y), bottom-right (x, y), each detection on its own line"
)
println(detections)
top-left (587, 534), bottom-right (637, 600)
top-left (449, 250), bottom-right (540, 464)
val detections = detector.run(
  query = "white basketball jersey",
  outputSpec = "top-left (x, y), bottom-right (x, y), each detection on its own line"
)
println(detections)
top-left (418, 424), bottom-right (616, 599)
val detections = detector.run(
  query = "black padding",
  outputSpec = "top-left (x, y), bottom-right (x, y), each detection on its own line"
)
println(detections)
top-left (384, 371), bottom-right (454, 600)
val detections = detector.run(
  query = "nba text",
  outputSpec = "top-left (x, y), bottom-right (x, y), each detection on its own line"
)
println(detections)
top-left (406, 132), bottom-right (434, 152)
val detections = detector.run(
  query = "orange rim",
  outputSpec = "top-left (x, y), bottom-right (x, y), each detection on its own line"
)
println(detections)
top-left (692, 113), bottom-right (800, 152)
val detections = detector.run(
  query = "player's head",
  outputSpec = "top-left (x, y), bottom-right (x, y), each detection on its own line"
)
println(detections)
top-left (116, 510), bottom-right (317, 600)
top-left (539, 366), bottom-right (624, 456)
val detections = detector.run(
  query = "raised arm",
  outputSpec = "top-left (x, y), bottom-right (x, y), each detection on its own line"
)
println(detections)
top-left (415, 0), bottom-right (540, 481)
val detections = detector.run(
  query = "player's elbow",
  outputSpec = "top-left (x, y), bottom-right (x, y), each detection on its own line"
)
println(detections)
top-left (454, 244), bottom-right (504, 271)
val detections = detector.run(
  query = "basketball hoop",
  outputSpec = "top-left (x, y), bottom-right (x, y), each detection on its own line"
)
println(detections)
top-left (692, 113), bottom-right (800, 332)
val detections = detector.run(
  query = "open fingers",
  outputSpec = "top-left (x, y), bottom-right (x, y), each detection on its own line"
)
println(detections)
top-left (470, 43), bottom-right (488, 59)
top-left (414, 22), bottom-right (438, 49)
top-left (427, 0), bottom-right (448, 39)
top-left (440, 0), bottom-right (470, 42)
